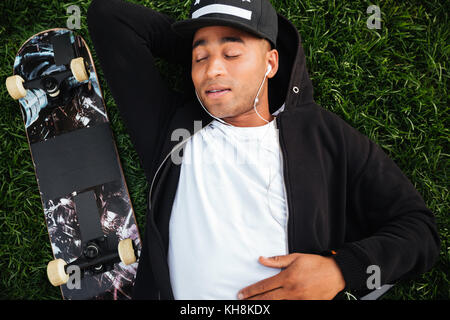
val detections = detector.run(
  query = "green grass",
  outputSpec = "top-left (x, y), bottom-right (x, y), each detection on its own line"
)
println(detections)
top-left (0, 0), bottom-right (448, 300)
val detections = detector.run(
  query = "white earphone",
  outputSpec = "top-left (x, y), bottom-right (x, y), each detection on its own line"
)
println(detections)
top-left (254, 64), bottom-right (272, 107)
top-left (265, 64), bottom-right (272, 77)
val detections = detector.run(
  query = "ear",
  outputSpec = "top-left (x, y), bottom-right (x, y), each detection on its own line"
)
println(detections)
top-left (266, 49), bottom-right (279, 78)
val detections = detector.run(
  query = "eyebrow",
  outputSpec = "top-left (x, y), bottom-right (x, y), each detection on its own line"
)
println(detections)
top-left (192, 36), bottom-right (244, 50)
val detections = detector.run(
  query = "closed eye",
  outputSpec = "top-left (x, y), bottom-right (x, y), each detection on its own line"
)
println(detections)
top-left (195, 54), bottom-right (240, 63)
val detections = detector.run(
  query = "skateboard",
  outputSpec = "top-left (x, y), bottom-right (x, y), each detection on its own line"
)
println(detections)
top-left (6, 28), bottom-right (142, 300)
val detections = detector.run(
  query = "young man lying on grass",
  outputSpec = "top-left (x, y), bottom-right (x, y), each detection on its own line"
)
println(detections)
top-left (87, 0), bottom-right (440, 299)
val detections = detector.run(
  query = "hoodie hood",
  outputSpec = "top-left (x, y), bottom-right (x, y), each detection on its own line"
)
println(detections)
top-left (268, 12), bottom-right (314, 115)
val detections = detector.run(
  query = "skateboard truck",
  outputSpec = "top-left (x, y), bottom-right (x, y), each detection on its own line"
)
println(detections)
top-left (6, 31), bottom-right (89, 101)
top-left (79, 236), bottom-right (137, 274)
top-left (6, 58), bottom-right (89, 100)
top-left (47, 237), bottom-right (137, 287)
top-left (74, 236), bottom-right (121, 275)
top-left (77, 235), bottom-right (137, 275)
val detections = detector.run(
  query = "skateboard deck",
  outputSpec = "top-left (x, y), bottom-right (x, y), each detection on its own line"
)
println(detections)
top-left (6, 28), bottom-right (142, 300)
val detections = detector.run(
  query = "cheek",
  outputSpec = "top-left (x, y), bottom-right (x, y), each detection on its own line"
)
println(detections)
top-left (191, 69), bottom-right (200, 89)
top-left (230, 68), bottom-right (258, 97)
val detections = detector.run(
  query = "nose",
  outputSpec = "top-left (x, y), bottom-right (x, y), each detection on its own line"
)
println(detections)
top-left (205, 55), bottom-right (226, 79)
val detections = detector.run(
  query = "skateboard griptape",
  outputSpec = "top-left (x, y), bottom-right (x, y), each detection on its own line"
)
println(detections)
top-left (30, 123), bottom-right (121, 202)
top-left (73, 190), bottom-right (103, 243)
top-left (51, 32), bottom-right (76, 66)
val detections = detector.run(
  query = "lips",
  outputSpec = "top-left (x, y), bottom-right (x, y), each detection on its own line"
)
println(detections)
top-left (205, 86), bottom-right (231, 98)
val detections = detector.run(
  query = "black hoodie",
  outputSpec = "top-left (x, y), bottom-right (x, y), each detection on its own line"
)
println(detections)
top-left (87, 0), bottom-right (440, 300)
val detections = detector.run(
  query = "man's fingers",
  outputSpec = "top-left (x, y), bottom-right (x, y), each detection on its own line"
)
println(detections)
top-left (238, 272), bottom-right (285, 300)
top-left (258, 253), bottom-right (299, 269)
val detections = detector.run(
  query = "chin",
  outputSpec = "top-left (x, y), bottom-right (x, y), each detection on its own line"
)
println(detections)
top-left (205, 104), bottom-right (231, 118)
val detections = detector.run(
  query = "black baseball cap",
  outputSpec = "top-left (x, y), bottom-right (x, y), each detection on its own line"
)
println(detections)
top-left (172, 0), bottom-right (278, 49)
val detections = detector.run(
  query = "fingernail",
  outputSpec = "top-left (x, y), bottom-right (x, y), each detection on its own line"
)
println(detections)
top-left (238, 293), bottom-right (244, 300)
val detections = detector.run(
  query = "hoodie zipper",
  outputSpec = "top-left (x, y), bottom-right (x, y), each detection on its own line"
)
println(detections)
top-left (276, 115), bottom-right (294, 254)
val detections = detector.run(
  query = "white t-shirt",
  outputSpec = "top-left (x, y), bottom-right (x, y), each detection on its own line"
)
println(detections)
top-left (167, 117), bottom-right (288, 300)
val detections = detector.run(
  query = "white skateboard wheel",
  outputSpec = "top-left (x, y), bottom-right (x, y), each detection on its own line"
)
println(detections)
top-left (47, 258), bottom-right (69, 287)
top-left (6, 75), bottom-right (27, 100)
top-left (118, 239), bottom-right (136, 265)
top-left (70, 57), bottom-right (89, 82)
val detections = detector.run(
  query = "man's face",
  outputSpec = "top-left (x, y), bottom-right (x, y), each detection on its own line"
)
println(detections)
top-left (191, 26), bottom-right (276, 122)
